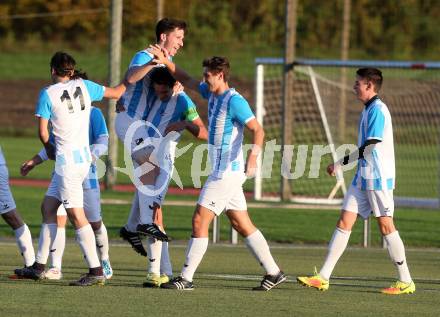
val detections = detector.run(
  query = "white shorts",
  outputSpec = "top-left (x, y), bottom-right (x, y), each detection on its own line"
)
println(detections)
top-left (198, 173), bottom-right (247, 216)
top-left (48, 172), bottom-right (102, 222)
top-left (342, 185), bottom-right (394, 219)
top-left (57, 164), bottom-right (90, 209)
top-left (0, 165), bottom-right (16, 214)
top-left (56, 188), bottom-right (102, 222)
top-left (115, 111), bottom-right (147, 153)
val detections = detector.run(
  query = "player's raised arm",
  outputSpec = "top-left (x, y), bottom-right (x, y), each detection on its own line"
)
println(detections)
top-left (124, 50), bottom-right (157, 85)
top-left (149, 44), bottom-right (200, 92)
top-left (125, 64), bottom-right (156, 85)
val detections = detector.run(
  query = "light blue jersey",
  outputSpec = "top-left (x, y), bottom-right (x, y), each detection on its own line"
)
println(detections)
top-left (85, 107), bottom-right (109, 189)
top-left (199, 82), bottom-right (255, 178)
top-left (145, 91), bottom-right (199, 138)
top-left (352, 96), bottom-right (395, 190)
top-left (45, 106), bottom-right (108, 189)
top-left (35, 79), bottom-right (105, 166)
top-left (122, 50), bottom-right (171, 120)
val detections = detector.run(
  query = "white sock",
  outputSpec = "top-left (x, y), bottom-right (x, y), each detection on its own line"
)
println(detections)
top-left (160, 241), bottom-right (173, 276)
top-left (139, 192), bottom-right (154, 225)
top-left (146, 237), bottom-right (162, 275)
top-left (384, 231), bottom-right (412, 283)
top-left (94, 223), bottom-right (110, 261)
top-left (36, 223), bottom-right (57, 265)
top-left (49, 227), bottom-right (65, 270)
top-left (126, 191), bottom-right (140, 232)
top-left (319, 227), bottom-right (351, 281)
top-left (14, 224), bottom-right (35, 267)
top-left (244, 230), bottom-right (280, 275)
top-left (181, 237), bottom-right (208, 282)
top-left (75, 224), bottom-right (101, 268)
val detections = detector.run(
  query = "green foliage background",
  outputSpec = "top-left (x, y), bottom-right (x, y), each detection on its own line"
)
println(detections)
top-left (1, 0), bottom-right (439, 60)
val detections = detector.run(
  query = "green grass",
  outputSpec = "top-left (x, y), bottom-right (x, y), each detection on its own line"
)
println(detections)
top-left (0, 44), bottom-right (281, 81)
top-left (2, 186), bottom-right (440, 247)
top-left (1, 135), bottom-right (438, 198)
top-left (0, 135), bottom-right (243, 190)
top-left (0, 242), bottom-right (439, 317)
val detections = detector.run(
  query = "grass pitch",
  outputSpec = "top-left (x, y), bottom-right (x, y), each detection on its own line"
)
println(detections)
top-left (0, 242), bottom-right (439, 317)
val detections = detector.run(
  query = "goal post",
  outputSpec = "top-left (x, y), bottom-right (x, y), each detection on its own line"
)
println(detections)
top-left (254, 57), bottom-right (440, 209)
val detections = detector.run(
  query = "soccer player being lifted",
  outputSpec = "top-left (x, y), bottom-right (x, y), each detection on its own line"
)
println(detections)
top-left (116, 18), bottom-right (187, 252)
top-left (150, 46), bottom-right (286, 291)
top-left (129, 67), bottom-right (207, 288)
top-left (297, 68), bottom-right (415, 295)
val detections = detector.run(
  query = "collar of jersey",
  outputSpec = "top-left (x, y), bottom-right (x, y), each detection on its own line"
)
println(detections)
top-left (364, 95), bottom-right (379, 108)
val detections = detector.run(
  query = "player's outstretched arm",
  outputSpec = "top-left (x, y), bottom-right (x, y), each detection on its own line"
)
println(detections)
top-left (103, 81), bottom-right (127, 100)
top-left (149, 44), bottom-right (200, 92)
top-left (245, 118), bottom-right (264, 178)
top-left (20, 154), bottom-right (44, 176)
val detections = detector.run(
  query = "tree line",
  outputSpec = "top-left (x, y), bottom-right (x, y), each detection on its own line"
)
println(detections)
top-left (0, 0), bottom-right (439, 59)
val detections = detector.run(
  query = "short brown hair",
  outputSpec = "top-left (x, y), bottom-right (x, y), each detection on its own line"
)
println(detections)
top-left (356, 68), bottom-right (383, 92)
top-left (202, 56), bottom-right (230, 82)
top-left (155, 18), bottom-right (187, 42)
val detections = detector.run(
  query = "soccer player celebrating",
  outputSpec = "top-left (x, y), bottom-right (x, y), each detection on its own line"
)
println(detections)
top-left (150, 47), bottom-right (286, 291)
top-left (116, 18), bottom-right (187, 245)
top-left (16, 51), bottom-right (126, 286)
top-left (0, 147), bottom-right (35, 271)
top-left (20, 105), bottom-right (113, 280)
top-left (297, 68), bottom-right (415, 295)
top-left (127, 67), bottom-right (207, 288)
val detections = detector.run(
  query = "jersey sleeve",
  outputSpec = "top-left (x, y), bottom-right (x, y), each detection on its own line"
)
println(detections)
top-left (229, 95), bottom-right (255, 125)
top-left (198, 82), bottom-right (211, 99)
top-left (83, 80), bottom-right (105, 102)
top-left (35, 89), bottom-right (52, 119)
top-left (90, 107), bottom-right (109, 142)
top-left (129, 51), bottom-right (153, 67)
top-left (177, 93), bottom-right (200, 121)
top-left (366, 106), bottom-right (385, 140)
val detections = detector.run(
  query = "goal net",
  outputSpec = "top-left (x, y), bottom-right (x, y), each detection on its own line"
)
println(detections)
top-left (254, 58), bottom-right (440, 208)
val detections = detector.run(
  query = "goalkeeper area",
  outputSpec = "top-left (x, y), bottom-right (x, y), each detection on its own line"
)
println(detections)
top-left (254, 58), bottom-right (440, 208)
top-left (1, 241), bottom-right (439, 316)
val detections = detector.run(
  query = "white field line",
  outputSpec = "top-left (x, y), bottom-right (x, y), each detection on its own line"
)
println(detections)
top-left (101, 198), bottom-right (340, 210)
top-left (0, 241), bottom-right (439, 285)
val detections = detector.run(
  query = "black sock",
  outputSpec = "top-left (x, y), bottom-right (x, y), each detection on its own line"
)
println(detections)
top-left (89, 266), bottom-right (103, 276)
